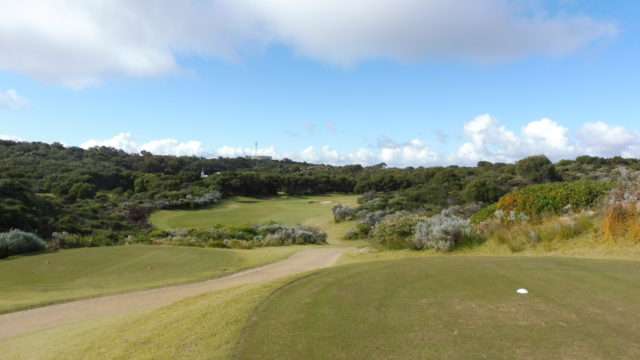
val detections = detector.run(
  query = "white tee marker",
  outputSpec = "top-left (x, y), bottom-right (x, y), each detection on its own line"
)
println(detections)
top-left (516, 288), bottom-right (529, 294)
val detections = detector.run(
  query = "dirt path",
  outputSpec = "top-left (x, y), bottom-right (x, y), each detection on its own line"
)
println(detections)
top-left (0, 247), bottom-right (348, 339)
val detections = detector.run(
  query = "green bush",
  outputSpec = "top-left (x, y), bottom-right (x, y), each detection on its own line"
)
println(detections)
top-left (472, 180), bottom-right (613, 224)
top-left (0, 230), bottom-right (46, 258)
top-left (371, 214), bottom-right (424, 249)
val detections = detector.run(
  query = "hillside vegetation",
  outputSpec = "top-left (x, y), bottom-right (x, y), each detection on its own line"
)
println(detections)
top-left (3, 139), bottom-right (640, 257)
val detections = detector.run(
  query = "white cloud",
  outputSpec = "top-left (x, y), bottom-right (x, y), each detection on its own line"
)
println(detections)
top-left (578, 121), bottom-right (640, 158)
top-left (451, 115), bottom-right (578, 164)
top-left (141, 139), bottom-right (205, 157)
top-left (81, 133), bottom-right (139, 153)
top-left (81, 132), bottom-right (206, 156)
top-left (74, 118), bottom-right (640, 167)
top-left (379, 139), bottom-right (438, 167)
top-left (0, 0), bottom-right (617, 87)
top-left (0, 89), bottom-right (29, 110)
top-left (0, 134), bottom-right (24, 141)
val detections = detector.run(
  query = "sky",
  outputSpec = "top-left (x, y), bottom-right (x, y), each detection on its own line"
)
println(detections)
top-left (1, 0), bottom-right (639, 167)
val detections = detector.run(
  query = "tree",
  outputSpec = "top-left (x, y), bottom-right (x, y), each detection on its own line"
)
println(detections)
top-left (462, 179), bottom-right (505, 203)
top-left (515, 155), bottom-right (562, 184)
top-left (66, 182), bottom-right (97, 200)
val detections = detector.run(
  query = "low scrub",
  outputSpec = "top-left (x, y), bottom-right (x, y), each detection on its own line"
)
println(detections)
top-left (0, 230), bottom-right (46, 258)
top-left (371, 213), bottom-right (424, 249)
top-left (478, 213), bottom-right (597, 252)
top-left (472, 180), bottom-right (613, 224)
top-left (371, 209), bottom-right (483, 251)
top-left (414, 209), bottom-right (476, 252)
top-left (144, 223), bottom-right (327, 249)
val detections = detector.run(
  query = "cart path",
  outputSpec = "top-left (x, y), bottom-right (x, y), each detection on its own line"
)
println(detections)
top-left (0, 247), bottom-right (348, 339)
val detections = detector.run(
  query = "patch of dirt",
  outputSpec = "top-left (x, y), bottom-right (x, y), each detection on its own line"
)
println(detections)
top-left (319, 200), bottom-right (334, 205)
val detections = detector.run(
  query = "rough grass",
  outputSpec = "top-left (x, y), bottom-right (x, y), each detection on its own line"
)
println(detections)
top-left (0, 275), bottom-right (307, 360)
top-left (0, 245), bottom-right (303, 314)
top-left (234, 257), bottom-right (640, 360)
top-left (150, 194), bottom-right (364, 246)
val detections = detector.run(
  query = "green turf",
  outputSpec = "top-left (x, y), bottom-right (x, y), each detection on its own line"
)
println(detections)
top-left (0, 245), bottom-right (303, 314)
top-left (149, 194), bottom-right (365, 246)
top-left (234, 257), bottom-right (640, 360)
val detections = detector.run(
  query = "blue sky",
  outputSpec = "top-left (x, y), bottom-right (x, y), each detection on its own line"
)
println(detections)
top-left (1, 0), bottom-right (639, 167)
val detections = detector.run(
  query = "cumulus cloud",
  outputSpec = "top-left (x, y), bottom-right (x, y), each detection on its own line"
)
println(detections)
top-left (0, 0), bottom-right (617, 87)
top-left (0, 89), bottom-right (29, 110)
top-left (75, 117), bottom-right (640, 167)
top-left (379, 139), bottom-right (439, 167)
top-left (451, 115), bottom-right (579, 164)
top-left (81, 132), bottom-right (206, 156)
top-left (578, 121), bottom-right (640, 158)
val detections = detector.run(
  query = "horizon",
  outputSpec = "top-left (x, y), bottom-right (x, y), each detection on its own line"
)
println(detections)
top-left (2, 1), bottom-right (639, 167)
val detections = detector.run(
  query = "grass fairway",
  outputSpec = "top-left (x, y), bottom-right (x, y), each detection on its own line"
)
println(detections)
top-left (0, 245), bottom-right (302, 314)
top-left (0, 275), bottom-right (305, 360)
top-left (235, 257), bottom-right (640, 360)
top-left (150, 194), bottom-right (363, 246)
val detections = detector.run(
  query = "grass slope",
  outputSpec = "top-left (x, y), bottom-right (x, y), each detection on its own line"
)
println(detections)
top-left (234, 257), bottom-right (640, 360)
top-left (0, 274), bottom-right (307, 360)
top-left (150, 194), bottom-right (363, 246)
top-left (0, 245), bottom-right (302, 314)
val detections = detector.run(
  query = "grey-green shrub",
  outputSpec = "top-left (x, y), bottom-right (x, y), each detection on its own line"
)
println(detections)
top-left (0, 230), bottom-right (46, 258)
top-left (414, 209), bottom-right (471, 251)
top-left (332, 205), bottom-right (356, 222)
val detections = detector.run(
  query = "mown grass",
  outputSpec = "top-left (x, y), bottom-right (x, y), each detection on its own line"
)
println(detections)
top-left (0, 274), bottom-right (308, 360)
top-left (234, 256), bottom-right (640, 360)
top-left (0, 245), bottom-right (303, 314)
top-left (150, 194), bottom-right (364, 246)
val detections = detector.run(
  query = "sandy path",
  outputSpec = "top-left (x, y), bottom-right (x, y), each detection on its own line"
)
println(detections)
top-left (0, 247), bottom-right (347, 339)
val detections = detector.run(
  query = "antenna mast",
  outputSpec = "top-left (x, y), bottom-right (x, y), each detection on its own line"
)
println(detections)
top-left (255, 141), bottom-right (258, 156)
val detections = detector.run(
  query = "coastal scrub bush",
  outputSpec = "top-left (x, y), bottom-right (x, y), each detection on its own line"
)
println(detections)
top-left (0, 230), bottom-right (46, 258)
top-left (472, 180), bottom-right (613, 224)
top-left (332, 205), bottom-right (356, 222)
top-left (413, 209), bottom-right (472, 251)
top-left (371, 214), bottom-right (423, 249)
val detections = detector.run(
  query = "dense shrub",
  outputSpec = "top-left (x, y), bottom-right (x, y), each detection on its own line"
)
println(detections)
top-left (413, 209), bottom-right (472, 251)
top-left (472, 180), bottom-right (613, 224)
top-left (462, 179), bottom-right (505, 203)
top-left (0, 230), bottom-right (46, 258)
top-left (515, 155), bottom-right (562, 184)
top-left (371, 214), bottom-right (423, 249)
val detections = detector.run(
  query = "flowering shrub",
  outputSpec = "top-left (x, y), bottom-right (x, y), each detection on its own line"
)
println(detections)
top-left (472, 180), bottom-right (613, 224)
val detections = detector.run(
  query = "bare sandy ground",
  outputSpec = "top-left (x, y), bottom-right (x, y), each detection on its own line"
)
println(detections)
top-left (0, 247), bottom-right (347, 339)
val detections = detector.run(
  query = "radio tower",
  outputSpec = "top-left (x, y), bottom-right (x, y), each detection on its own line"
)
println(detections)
top-left (255, 141), bottom-right (258, 156)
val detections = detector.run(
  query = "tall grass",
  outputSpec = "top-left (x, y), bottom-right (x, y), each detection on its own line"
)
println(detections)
top-left (603, 204), bottom-right (640, 242)
top-left (478, 213), bottom-right (597, 252)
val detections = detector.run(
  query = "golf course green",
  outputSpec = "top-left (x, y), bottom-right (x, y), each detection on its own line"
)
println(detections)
top-left (234, 256), bottom-right (640, 360)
